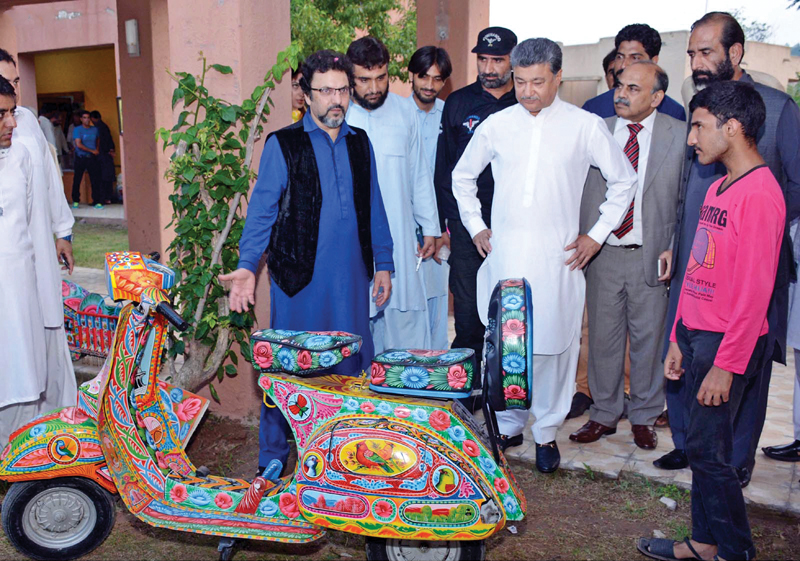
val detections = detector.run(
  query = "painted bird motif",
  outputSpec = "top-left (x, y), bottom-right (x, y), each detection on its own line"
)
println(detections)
top-left (54, 439), bottom-right (75, 460)
top-left (303, 455), bottom-right (319, 478)
top-left (355, 442), bottom-right (393, 473)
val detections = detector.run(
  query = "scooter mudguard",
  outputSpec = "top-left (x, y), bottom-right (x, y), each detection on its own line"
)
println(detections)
top-left (0, 407), bottom-right (116, 494)
top-left (261, 374), bottom-right (526, 541)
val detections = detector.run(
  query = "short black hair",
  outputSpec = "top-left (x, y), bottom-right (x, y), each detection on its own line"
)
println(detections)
top-left (0, 48), bottom-right (16, 67)
top-left (0, 75), bottom-right (15, 99)
top-left (602, 48), bottom-right (617, 73)
top-left (689, 80), bottom-right (765, 144)
top-left (408, 46), bottom-right (452, 81)
top-left (79, 109), bottom-right (90, 117)
top-left (299, 50), bottom-right (353, 96)
top-left (90, 110), bottom-right (101, 119)
top-left (40, 102), bottom-right (58, 116)
top-left (615, 24), bottom-right (662, 58)
top-left (346, 36), bottom-right (390, 70)
top-left (691, 11), bottom-right (746, 58)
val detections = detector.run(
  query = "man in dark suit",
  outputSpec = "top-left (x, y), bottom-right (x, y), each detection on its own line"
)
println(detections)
top-left (90, 110), bottom-right (116, 204)
top-left (655, 11), bottom-right (800, 481)
top-left (582, 24), bottom-right (685, 122)
top-left (572, 61), bottom-right (683, 449)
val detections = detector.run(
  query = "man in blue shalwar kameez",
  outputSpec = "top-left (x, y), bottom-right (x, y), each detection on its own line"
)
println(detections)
top-left (222, 50), bottom-right (394, 474)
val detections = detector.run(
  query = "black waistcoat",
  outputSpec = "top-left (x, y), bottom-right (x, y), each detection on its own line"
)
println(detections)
top-left (266, 121), bottom-right (373, 297)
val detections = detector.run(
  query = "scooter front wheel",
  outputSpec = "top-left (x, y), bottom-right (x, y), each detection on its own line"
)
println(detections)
top-left (1, 477), bottom-right (116, 561)
top-left (365, 537), bottom-right (486, 561)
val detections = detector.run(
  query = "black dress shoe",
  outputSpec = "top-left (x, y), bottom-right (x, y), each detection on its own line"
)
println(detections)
top-left (763, 440), bottom-right (800, 462)
top-left (498, 433), bottom-right (524, 452)
top-left (566, 392), bottom-right (593, 419)
top-left (736, 466), bottom-right (751, 488)
top-left (653, 448), bottom-right (688, 470)
top-left (535, 441), bottom-right (560, 473)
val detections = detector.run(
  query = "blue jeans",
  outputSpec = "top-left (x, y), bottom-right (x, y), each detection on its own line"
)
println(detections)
top-left (258, 397), bottom-right (292, 470)
top-left (676, 321), bottom-right (766, 560)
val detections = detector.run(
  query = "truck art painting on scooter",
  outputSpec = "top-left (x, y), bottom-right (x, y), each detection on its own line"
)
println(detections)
top-left (0, 252), bottom-right (532, 561)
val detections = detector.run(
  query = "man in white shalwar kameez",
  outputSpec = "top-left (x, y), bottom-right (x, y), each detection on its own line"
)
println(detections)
top-left (453, 38), bottom-right (637, 473)
top-left (346, 37), bottom-right (439, 352)
top-left (0, 77), bottom-right (48, 446)
top-left (0, 50), bottom-right (77, 437)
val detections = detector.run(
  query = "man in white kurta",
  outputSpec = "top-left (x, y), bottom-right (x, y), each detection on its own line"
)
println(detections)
top-left (404, 45), bottom-right (452, 350)
top-left (453, 38), bottom-right (637, 473)
top-left (0, 82), bottom-right (48, 446)
top-left (346, 37), bottom-right (439, 352)
top-left (0, 51), bottom-right (77, 426)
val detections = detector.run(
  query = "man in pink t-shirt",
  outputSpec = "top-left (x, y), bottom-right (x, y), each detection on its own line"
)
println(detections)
top-left (637, 82), bottom-right (785, 561)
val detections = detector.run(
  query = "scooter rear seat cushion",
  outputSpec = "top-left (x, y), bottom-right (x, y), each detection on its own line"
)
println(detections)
top-left (369, 349), bottom-right (475, 399)
top-left (250, 329), bottom-right (362, 374)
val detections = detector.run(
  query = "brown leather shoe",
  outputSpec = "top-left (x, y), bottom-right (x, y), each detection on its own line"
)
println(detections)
top-left (632, 425), bottom-right (658, 449)
top-left (569, 420), bottom-right (616, 443)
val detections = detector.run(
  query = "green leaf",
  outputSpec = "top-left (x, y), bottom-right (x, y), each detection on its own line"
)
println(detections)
top-left (210, 64), bottom-right (233, 75)
top-left (172, 87), bottom-right (185, 108)
top-left (221, 105), bottom-right (237, 123)
top-left (209, 383), bottom-right (220, 403)
top-left (225, 364), bottom-right (237, 376)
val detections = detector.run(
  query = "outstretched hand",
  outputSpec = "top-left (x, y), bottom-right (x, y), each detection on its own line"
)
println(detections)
top-left (219, 268), bottom-right (256, 313)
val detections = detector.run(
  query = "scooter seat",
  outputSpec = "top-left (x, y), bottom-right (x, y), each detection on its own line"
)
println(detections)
top-left (250, 329), bottom-right (362, 375)
top-left (369, 348), bottom-right (476, 399)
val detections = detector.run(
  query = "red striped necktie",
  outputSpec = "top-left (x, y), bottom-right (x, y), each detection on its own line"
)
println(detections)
top-left (612, 122), bottom-right (644, 239)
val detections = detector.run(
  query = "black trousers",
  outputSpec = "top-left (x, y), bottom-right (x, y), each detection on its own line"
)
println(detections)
top-left (676, 320), bottom-right (766, 560)
top-left (72, 155), bottom-right (103, 204)
top-left (448, 218), bottom-right (486, 391)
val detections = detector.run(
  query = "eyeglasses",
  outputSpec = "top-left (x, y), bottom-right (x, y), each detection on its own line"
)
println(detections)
top-left (310, 86), bottom-right (350, 97)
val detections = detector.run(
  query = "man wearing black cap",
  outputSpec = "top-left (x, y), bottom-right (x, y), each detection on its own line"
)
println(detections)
top-left (434, 26), bottom-right (517, 410)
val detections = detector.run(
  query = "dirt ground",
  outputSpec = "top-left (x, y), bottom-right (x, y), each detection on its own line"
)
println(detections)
top-left (2, 414), bottom-right (799, 561)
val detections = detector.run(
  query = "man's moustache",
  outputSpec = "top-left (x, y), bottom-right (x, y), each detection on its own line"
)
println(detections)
top-left (326, 105), bottom-right (345, 113)
top-left (614, 97), bottom-right (630, 107)
top-left (520, 96), bottom-right (540, 102)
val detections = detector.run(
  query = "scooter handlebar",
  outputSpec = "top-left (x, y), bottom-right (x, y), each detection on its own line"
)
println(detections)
top-left (156, 301), bottom-right (189, 332)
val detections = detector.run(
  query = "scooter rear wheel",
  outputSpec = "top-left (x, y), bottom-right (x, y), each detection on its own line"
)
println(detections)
top-left (1, 477), bottom-right (116, 561)
top-left (365, 537), bottom-right (485, 561)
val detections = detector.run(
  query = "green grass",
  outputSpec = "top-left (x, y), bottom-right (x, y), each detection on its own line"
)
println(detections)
top-left (72, 223), bottom-right (129, 269)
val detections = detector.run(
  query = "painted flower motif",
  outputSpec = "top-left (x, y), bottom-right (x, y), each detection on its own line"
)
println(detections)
top-left (447, 365), bottom-right (468, 389)
top-left (305, 335), bottom-right (334, 350)
top-left (260, 376), bottom-right (272, 391)
top-left (428, 409), bottom-right (451, 431)
top-left (319, 351), bottom-right (337, 368)
top-left (502, 353), bottom-right (525, 374)
top-left (258, 500), bottom-right (278, 517)
top-left (360, 402), bottom-right (376, 413)
top-left (479, 456), bottom-right (497, 475)
top-left (462, 439), bottom-right (481, 457)
top-left (504, 385), bottom-right (526, 401)
top-left (374, 500), bottom-right (393, 518)
top-left (176, 397), bottom-right (203, 422)
top-left (344, 398), bottom-right (360, 411)
top-left (382, 350), bottom-right (412, 361)
top-left (377, 402), bottom-right (392, 415)
top-left (29, 424), bottom-right (45, 438)
top-left (274, 329), bottom-right (303, 337)
top-left (447, 425), bottom-right (467, 442)
top-left (342, 346), bottom-right (352, 357)
top-left (494, 477), bottom-right (510, 494)
top-left (170, 387), bottom-right (184, 403)
top-left (279, 492), bottom-right (300, 518)
top-left (439, 351), bottom-right (467, 362)
top-left (502, 294), bottom-right (524, 310)
top-left (503, 319), bottom-right (526, 338)
top-left (169, 483), bottom-right (189, 503)
top-left (297, 350), bottom-right (313, 370)
top-left (253, 341), bottom-right (274, 369)
top-left (156, 450), bottom-right (167, 469)
top-left (394, 406), bottom-right (411, 418)
top-left (59, 407), bottom-right (90, 425)
top-left (412, 408), bottom-right (429, 423)
top-left (188, 490), bottom-right (211, 506)
top-left (400, 367), bottom-right (429, 389)
top-left (61, 282), bottom-right (71, 296)
top-left (214, 492), bottom-right (233, 509)
top-left (277, 348), bottom-right (296, 371)
top-left (370, 362), bottom-right (386, 385)
top-left (503, 496), bottom-right (518, 514)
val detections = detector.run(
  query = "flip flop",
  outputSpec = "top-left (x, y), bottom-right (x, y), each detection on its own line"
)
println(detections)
top-left (637, 537), bottom-right (704, 561)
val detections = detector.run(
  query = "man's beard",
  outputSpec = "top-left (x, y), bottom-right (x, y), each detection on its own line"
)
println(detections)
top-left (318, 104), bottom-right (345, 128)
top-left (692, 55), bottom-right (735, 87)
top-left (353, 87), bottom-right (388, 111)
top-left (413, 85), bottom-right (438, 104)
top-left (478, 68), bottom-right (512, 89)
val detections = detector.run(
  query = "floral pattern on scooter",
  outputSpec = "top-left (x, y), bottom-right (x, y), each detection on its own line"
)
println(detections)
top-left (251, 329), bottom-right (362, 374)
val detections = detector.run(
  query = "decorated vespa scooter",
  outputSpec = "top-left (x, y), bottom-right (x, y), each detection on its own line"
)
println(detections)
top-left (0, 252), bottom-right (532, 561)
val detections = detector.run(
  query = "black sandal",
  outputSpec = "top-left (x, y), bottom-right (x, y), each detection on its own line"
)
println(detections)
top-left (637, 537), bottom-right (704, 561)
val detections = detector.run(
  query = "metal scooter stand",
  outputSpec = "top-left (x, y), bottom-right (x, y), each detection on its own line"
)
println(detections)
top-left (482, 375), bottom-right (502, 464)
top-left (217, 537), bottom-right (238, 561)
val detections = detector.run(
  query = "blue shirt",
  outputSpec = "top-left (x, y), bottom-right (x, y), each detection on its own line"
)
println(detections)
top-left (582, 89), bottom-right (686, 122)
top-left (404, 95), bottom-right (444, 174)
top-left (72, 125), bottom-right (99, 157)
